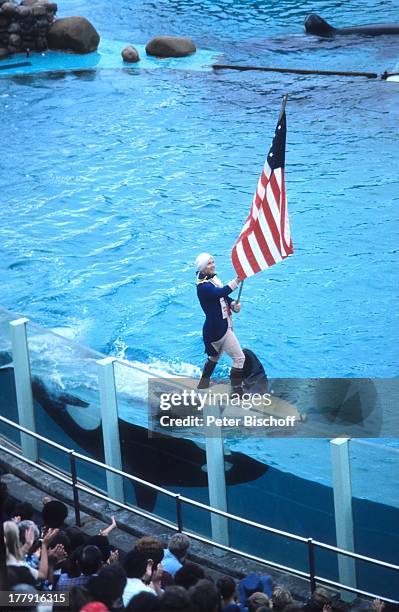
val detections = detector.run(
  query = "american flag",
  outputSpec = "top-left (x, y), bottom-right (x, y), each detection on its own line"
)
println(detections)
top-left (232, 100), bottom-right (293, 279)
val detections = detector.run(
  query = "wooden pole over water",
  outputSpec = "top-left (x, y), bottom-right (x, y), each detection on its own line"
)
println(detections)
top-left (213, 64), bottom-right (379, 79)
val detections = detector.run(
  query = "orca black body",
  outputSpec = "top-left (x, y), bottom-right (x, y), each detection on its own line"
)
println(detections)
top-left (242, 348), bottom-right (268, 394)
top-left (305, 14), bottom-right (399, 37)
top-left (0, 354), bottom-right (267, 511)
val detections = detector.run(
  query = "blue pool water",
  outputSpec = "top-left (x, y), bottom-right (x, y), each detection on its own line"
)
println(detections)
top-left (1, 0), bottom-right (398, 378)
top-left (1, 0), bottom-right (399, 596)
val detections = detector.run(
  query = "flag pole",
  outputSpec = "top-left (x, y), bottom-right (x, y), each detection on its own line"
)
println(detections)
top-left (279, 93), bottom-right (288, 121)
top-left (236, 281), bottom-right (244, 304)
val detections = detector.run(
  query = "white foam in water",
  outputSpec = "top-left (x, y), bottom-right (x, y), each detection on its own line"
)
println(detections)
top-left (0, 39), bottom-right (220, 78)
top-left (114, 356), bottom-right (200, 399)
top-left (51, 318), bottom-right (93, 343)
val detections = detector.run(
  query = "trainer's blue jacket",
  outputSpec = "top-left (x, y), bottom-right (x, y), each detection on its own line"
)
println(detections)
top-left (196, 273), bottom-right (239, 356)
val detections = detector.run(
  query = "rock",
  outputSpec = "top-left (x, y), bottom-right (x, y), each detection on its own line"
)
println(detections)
top-left (0, 45), bottom-right (9, 58)
top-left (16, 5), bottom-right (32, 18)
top-left (8, 21), bottom-right (20, 33)
top-left (145, 35), bottom-right (196, 58)
top-left (47, 16), bottom-right (99, 53)
top-left (7, 43), bottom-right (18, 53)
top-left (35, 34), bottom-right (46, 50)
top-left (32, 4), bottom-right (47, 16)
top-left (1, 2), bottom-right (18, 17)
top-left (121, 44), bottom-right (139, 63)
top-left (8, 32), bottom-right (21, 46)
top-left (36, 18), bottom-right (49, 29)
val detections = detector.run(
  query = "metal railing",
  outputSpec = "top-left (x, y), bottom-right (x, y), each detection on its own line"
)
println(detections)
top-left (0, 415), bottom-right (398, 604)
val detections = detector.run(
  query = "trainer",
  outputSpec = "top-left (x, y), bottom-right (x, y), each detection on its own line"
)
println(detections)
top-left (195, 252), bottom-right (245, 395)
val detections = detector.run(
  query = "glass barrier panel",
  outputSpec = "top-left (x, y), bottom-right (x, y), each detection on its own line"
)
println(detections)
top-left (75, 454), bottom-right (107, 499)
top-left (0, 308), bottom-right (23, 445)
top-left (178, 500), bottom-right (212, 541)
top-left (349, 438), bottom-right (399, 600)
top-left (227, 437), bottom-right (337, 577)
top-left (26, 321), bottom-right (105, 490)
top-left (37, 441), bottom-right (70, 477)
top-left (230, 520), bottom-right (308, 576)
top-left (113, 359), bottom-right (212, 529)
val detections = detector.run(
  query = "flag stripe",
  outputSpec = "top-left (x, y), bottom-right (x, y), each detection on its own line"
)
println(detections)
top-left (251, 225), bottom-right (276, 267)
top-left (242, 235), bottom-right (262, 274)
top-left (232, 245), bottom-right (246, 280)
top-left (269, 172), bottom-right (282, 212)
top-left (236, 240), bottom-right (255, 277)
top-left (257, 208), bottom-right (284, 264)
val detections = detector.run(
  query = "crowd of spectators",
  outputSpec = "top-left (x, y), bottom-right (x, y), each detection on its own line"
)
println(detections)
top-left (0, 483), bottom-right (392, 612)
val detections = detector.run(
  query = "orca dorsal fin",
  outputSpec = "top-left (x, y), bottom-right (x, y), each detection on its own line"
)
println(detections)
top-left (305, 14), bottom-right (335, 36)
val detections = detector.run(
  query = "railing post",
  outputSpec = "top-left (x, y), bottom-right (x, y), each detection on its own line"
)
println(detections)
top-left (175, 494), bottom-right (183, 532)
top-left (307, 538), bottom-right (316, 593)
top-left (68, 450), bottom-right (81, 527)
top-left (97, 357), bottom-right (124, 504)
top-left (204, 401), bottom-right (229, 549)
top-left (9, 318), bottom-right (37, 461)
top-left (330, 438), bottom-right (357, 601)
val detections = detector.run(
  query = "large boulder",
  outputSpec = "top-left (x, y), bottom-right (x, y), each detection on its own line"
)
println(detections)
top-left (47, 16), bottom-right (99, 53)
top-left (146, 35), bottom-right (196, 58)
top-left (1, 2), bottom-right (18, 17)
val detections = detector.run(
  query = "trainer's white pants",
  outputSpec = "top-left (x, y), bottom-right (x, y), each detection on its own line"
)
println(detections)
top-left (210, 329), bottom-right (245, 369)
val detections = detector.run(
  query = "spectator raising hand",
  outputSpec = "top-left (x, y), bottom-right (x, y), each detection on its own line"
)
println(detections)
top-left (99, 515), bottom-right (117, 537)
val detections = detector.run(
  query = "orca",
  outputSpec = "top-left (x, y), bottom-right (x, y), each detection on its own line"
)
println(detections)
top-left (242, 348), bottom-right (268, 394)
top-left (305, 14), bottom-right (399, 37)
top-left (0, 354), bottom-right (267, 511)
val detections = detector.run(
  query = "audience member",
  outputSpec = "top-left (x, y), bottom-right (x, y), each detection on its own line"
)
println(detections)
top-left (126, 591), bottom-right (161, 611)
top-left (65, 525), bottom-right (90, 551)
top-left (247, 591), bottom-right (272, 611)
top-left (81, 602), bottom-right (109, 612)
top-left (162, 533), bottom-right (190, 576)
top-left (303, 587), bottom-right (332, 611)
top-left (189, 578), bottom-right (219, 612)
top-left (238, 573), bottom-right (273, 609)
top-left (7, 565), bottom-right (36, 588)
top-left (87, 563), bottom-right (127, 610)
top-left (217, 575), bottom-right (241, 611)
top-left (159, 585), bottom-right (190, 611)
top-left (88, 534), bottom-right (115, 564)
top-left (134, 536), bottom-right (164, 567)
top-left (14, 502), bottom-right (34, 522)
top-left (42, 500), bottom-right (68, 529)
top-left (123, 548), bottom-right (158, 606)
top-left (5, 519), bottom-right (58, 583)
top-left (174, 562), bottom-right (205, 589)
top-left (273, 586), bottom-right (294, 611)
top-left (65, 585), bottom-right (93, 612)
top-left (55, 544), bottom-right (103, 591)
